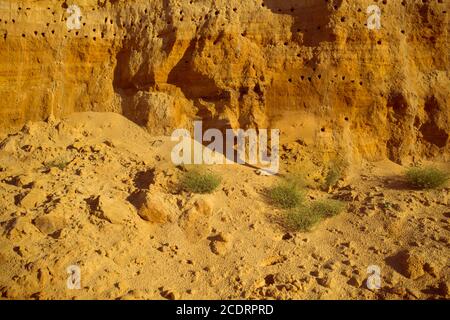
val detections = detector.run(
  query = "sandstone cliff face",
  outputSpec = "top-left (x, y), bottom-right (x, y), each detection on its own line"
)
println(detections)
top-left (0, 0), bottom-right (448, 164)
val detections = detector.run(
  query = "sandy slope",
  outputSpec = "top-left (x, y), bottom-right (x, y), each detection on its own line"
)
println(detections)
top-left (0, 112), bottom-right (448, 300)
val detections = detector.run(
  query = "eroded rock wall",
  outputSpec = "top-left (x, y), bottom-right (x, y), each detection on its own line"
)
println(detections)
top-left (0, 0), bottom-right (448, 163)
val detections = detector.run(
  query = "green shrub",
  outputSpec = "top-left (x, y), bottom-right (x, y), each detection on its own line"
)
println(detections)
top-left (268, 181), bottom-right (304, 209)
top-left (44, 157), bottom-right (70, 170)
top-left (405, 166), bottom-right (449, 189)
top-left (310, 199), bottom-right (346, 218)
top-left (323, 158), bottom-right (348, 190)
top-left (286, 205), bottom-right (322, 232)
top-left (286, 199), bottom-right (345, 232)
top-left (181, 170), bottom-right (221, 194)
top-left (324, 167), bottom-right (342, 189)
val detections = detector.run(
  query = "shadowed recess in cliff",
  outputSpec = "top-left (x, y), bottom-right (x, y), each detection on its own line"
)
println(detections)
top-left (112, 0), bottom-right (177, 92)
top-left (386, 92), bottom-right (413, 164)
top-left (420, 96), bottom-right (449, 148)
top-left (166, 37), bottom-right (245, 162)
top-left (166, 37), bottom-right (233, 127)
top-left (112, 0), bottom-right (181, 128)
top-left (167, 39), bottom-right (223, 101)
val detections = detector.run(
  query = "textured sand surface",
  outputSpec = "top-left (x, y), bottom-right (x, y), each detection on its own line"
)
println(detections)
top-left (0, 113), bottom-right (448, 300)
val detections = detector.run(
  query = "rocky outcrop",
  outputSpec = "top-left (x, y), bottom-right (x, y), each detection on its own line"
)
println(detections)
top-left (0, 0), bottom-right (448, 164)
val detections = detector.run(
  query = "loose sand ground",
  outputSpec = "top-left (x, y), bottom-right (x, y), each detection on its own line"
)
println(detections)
top-left (0, 113), bottom-right (448, 300)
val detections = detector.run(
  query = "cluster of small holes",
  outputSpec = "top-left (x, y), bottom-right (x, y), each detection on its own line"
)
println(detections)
top-left (0, 5), bottom-right (121, 41)
top-left (0, 0), bottom-right (447, 127)
top-left (3, 0), bottom-right (446, 42)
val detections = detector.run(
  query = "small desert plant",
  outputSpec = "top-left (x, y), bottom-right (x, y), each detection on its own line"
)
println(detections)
top-left (324, 167), bottom-right (342, 189)
top-left (323, 157), bottom-right (348, 190)
top-left (286, 205), bottom-right (322, 231)
top-left (180, 169), bottom-right (221, 194)
top-left (268, 179), bottom-right (305, 209)
top-left (286, 199), bottom-right (345, 232)
top-left (44, 157), bottom-right (70, 170)
top-left (380, 200), bottom-right (394, 210)
top-left (310, 199), bottom-right (346, 218)
top-left (405, 166), bottom-right (449, 189)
